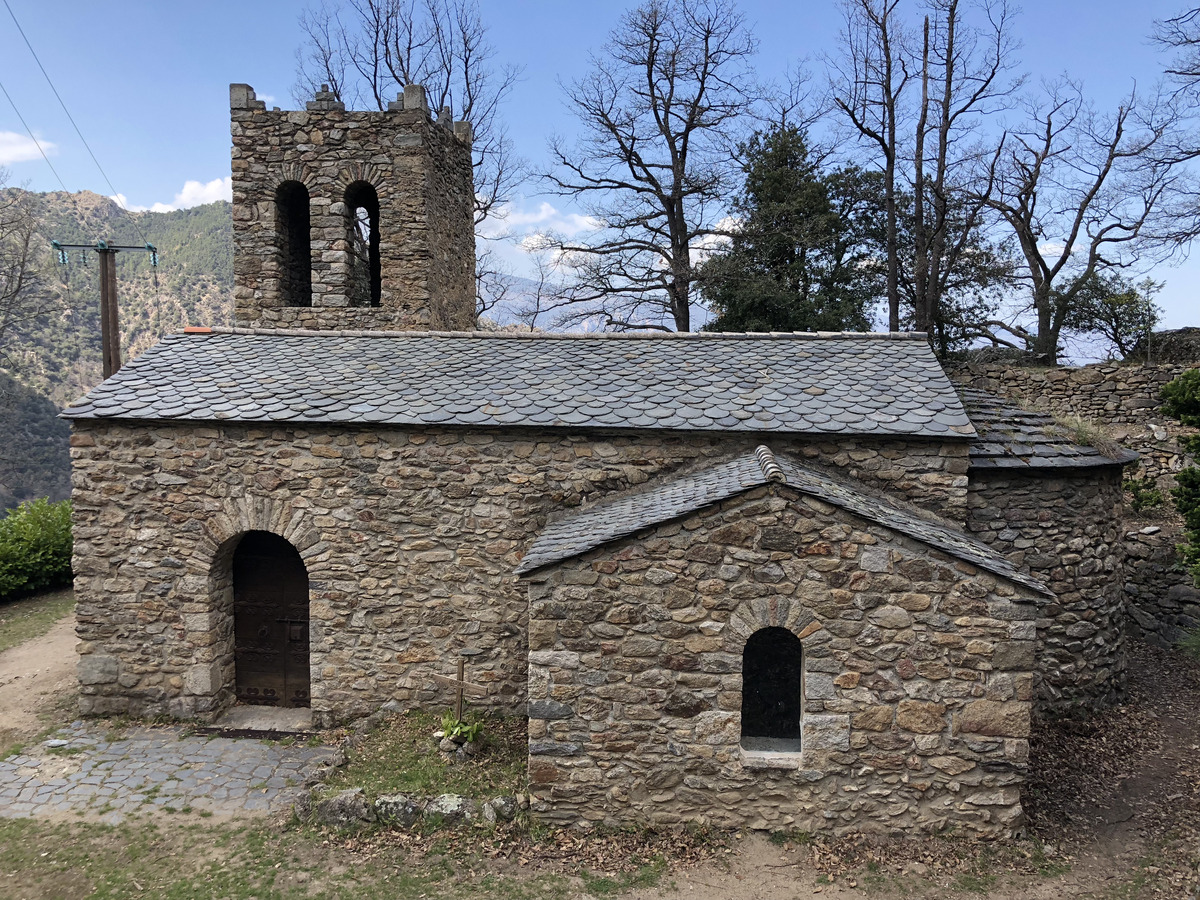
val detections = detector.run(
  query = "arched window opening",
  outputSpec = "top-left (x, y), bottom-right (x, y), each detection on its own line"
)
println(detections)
top-left (233, 530), bottom-right (310, 708)
top-left (275, 181), bottom-right (312, 307)
top-left (345, 181), bottom-right (381, 307)
top-left (741, 627), bottom-right (804, 752)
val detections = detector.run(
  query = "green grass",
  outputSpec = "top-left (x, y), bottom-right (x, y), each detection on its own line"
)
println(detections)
top-left (1178, 627), bottom-right (1200, 660)
top-left (954, 871), bottom-right (998, 893)
top-left (580, 856), bottom-right (667, 895)
top-left (0, 587), bottom-right (74, 653)
top-left (325, 709), bottom-right (527, 801)
top-left (0, 817), bottom-right (572, 900)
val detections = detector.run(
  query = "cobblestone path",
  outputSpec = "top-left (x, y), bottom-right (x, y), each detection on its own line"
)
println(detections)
top-left (0, 721), bottom-right (339, 824)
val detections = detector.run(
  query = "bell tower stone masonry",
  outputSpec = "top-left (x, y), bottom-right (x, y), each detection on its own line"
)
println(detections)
top-left (229, 83), bottom-right (476, 331)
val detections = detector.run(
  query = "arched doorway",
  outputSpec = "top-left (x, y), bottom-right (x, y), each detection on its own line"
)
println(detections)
top-left (741, 626), bottom-right (804, 752)
top-left (233, 531), bottom-right (310, 708)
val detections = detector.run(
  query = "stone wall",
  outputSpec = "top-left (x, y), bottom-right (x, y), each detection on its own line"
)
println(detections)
top-left (524, 485), bottom-right (1039, 838)
top-left (954, 360), bottom-right (1200, 651)
top-left (953, 361), bottom-right (1197, 483)
top-left (1125, 523), bottom-right (1200, 646)
top-left (69, 422), bottom-right (969, 726)
top-left (230, 83), bottom-right (475, 332)
top-left (965, 468), bottom-right (1126, 713)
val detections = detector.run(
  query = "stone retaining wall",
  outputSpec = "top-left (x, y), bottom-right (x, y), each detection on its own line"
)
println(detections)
top-left (69, 421), bottom-right (968, 726)
top-left (954, 360), bottom-right (1200, 651)
top-left (1125, 523), bottom-right (1200, 645)
top-left (524, 485), bottom-right (1039, 838)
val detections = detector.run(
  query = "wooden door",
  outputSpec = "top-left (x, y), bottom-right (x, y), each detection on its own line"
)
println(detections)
top-left (233, 531), bottom-right (310, 708)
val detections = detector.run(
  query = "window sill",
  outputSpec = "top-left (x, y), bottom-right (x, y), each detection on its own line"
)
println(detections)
top-left (739, 746), bottom-right (804, 770)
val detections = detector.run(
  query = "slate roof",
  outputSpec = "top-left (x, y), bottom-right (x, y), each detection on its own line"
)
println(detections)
top-left (515, 445), bottom-right (1051, 595)
top-left (62, 328), bottom-right (976, 438)
top-left (961, 389), bottom-right (1138, 470)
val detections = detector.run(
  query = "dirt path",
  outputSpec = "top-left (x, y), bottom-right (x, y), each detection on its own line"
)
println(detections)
top-left (0, 614), bottom-right (77, 750)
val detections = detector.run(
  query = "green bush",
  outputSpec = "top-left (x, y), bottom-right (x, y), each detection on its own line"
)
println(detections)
top-left (1162, 368), bottom-right (1200, 585)
top-left (1161, 367), bottom-right (1200, 455)
top-left (1123, 475), bottom-right (1164, 512)
top-left (0, 498), bottom-right (73, 601)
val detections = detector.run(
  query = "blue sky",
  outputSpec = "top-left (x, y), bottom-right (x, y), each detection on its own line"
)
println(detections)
top-left (2, 0), bottom-right (1198, 332)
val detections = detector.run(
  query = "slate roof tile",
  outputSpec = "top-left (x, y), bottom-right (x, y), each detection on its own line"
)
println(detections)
top-left (516, 445), bottom-right (1049, 595)
top-left (961, 388), bottom-right (1138, 470)
top-left (62, 329), bottom-right (975, 438)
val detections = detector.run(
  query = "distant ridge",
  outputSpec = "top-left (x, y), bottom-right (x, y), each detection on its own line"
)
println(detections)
top-left (0, 189), bottom-right (233, 507)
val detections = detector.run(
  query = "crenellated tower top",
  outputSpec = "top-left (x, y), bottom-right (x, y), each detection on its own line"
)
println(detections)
top-left (229, 82), bottom-right (476, 332)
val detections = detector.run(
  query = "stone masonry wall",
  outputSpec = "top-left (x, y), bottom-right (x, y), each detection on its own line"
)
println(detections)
top-left (954, 360), bottom-right (1200, 652)
top-left (524, 485), bottom-right (1039, 839)
top-left (230, 83), bottom-right (475, 332)
top-left (965, 469), bottom-right (1126, 713)
top-left (1125, 522), bottom-right (1200, 645)
top-left (69, 422), bottom-right (969, 726)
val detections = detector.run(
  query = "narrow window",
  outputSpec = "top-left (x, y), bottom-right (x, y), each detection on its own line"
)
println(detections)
top-left (275, 181), bottom-right (312, 307)
top-left (741, 627), bottom-right (804, 752)
top-left (345, 181), bottom-right (381, 307)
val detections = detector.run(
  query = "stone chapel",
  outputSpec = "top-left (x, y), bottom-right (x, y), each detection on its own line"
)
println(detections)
top-left (62, 84), bottom-right (1135, 839)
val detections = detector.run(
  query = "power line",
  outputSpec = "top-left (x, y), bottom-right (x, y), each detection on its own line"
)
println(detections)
top-left (2, 0), bottom-right (151, 245)
top-left (0, 74), bottom-right (69, 193)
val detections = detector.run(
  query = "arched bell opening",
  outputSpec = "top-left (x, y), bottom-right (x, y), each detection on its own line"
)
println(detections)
top-left (275, 181), bottom-right (313, 307)
top-left (345, 180), bottom-right (381, 307)
top-left (232, 530), bottom-right (310, 708)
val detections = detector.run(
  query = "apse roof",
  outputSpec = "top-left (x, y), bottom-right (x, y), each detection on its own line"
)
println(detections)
top-left (961, 389), bottom-right (1138, 470)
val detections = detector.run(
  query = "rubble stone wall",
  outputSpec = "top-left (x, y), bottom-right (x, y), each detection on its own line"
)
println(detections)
top-left (954, 360), bottom-right (1200, 651)
top-left (965, 469), bottom-right (1126, 713)
top-left (230, 83), bottom-right (475, 332)
top-left (69, 421), bottom-right (969, 726)
top-left (524, 485), bottom-right (1039, 838)
top-left (1125, 523), bottom-right (1200, 646)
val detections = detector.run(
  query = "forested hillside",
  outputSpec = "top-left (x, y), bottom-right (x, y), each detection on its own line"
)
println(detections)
top-left (0, 190), bottom-right (233, 507)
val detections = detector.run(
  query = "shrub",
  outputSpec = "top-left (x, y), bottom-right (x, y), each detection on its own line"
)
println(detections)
top-left (0, 498), bottom-right (73, 601)
top-left (1162, 369), bottom-right (1200, 585)
top-left (1123, 475), bottom-right (1164, 512)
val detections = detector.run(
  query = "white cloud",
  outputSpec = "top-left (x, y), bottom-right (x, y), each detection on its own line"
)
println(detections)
top-left (0, 131), bottom-right (56, 166)
top-left (1038, 241), bottom-right (1070, 259)
top-left (480, 199), bottom-right (603, 241)
top-left (689, 215), bottom-right (739, 265)
top-left (110, 176), bottom-right (233, 213)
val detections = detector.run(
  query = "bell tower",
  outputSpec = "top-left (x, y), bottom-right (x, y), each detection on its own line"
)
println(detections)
top-left (229, 83), bottom-right (476, 331)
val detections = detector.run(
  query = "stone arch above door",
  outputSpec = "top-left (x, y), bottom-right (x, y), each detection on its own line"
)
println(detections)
top-left (192, 495), bottom-right (321, 576)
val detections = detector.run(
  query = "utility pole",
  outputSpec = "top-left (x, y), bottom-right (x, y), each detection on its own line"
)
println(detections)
top-left (51, 239), bottom-right (157, 379)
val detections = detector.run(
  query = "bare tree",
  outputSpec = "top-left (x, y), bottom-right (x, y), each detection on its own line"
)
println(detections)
top-left (980, 80), bottom-right (1198, 362)
top-left (1157, 7), bottom-right (1200, 103)
top-left (909, 0), bottom-right (1019, 337)
top-left (829, 0), bottom-right (909, 332)
top-left (0, 177), bottom-right (46, 367)
top-left (539, 0), bottom-right (760, 332)
top-left (295, 0), bottom-right (523, 226)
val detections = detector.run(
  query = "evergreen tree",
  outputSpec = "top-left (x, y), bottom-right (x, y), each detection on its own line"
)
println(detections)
top-left (699, 126), bottom-right (884, 333)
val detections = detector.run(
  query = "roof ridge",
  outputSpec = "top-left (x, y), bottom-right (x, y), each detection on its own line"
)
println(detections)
top-left (753, 445), bottom-right (785, 482)
top-left (194, 327), bottom-right (932, 341)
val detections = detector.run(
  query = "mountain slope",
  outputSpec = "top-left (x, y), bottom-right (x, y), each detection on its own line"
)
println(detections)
top-left (0, 190), bottom-right (233, 506)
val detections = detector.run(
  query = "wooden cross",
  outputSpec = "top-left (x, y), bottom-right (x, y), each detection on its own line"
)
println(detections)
top-left (430, 650), bottom-right (487, 722)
